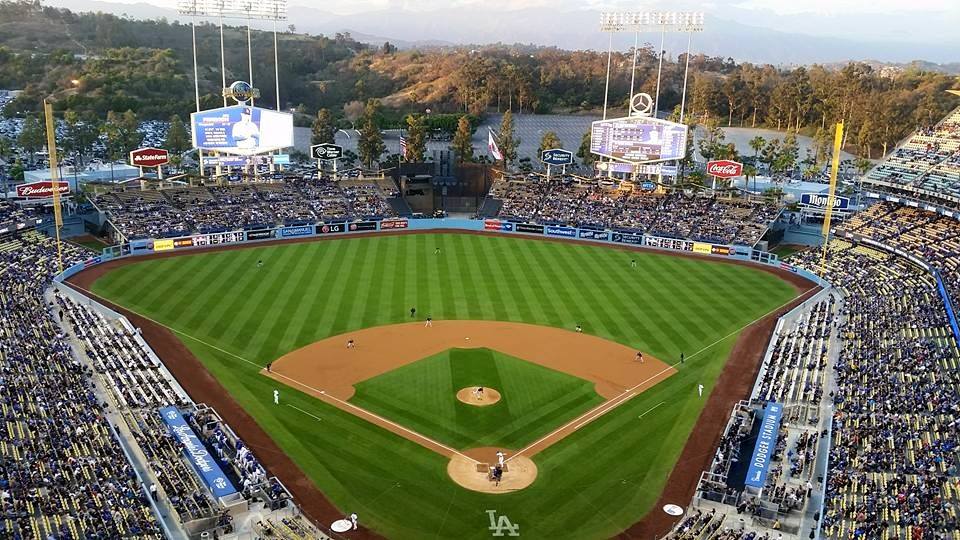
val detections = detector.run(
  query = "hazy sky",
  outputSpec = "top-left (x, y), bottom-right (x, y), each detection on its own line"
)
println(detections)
top-left (65, 0), bottom-right (960, 16)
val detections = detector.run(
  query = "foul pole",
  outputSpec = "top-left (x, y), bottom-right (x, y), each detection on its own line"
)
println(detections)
top-left (819, 122), bottom-right (844, 279)
top-left (42, 99), bottom-right (63, 274)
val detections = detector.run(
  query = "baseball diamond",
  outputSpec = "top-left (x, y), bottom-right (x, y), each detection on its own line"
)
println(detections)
top-left (71, 231), bottom-right (809, 539)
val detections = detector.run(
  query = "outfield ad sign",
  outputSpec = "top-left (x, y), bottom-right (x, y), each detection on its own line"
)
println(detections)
top-left (280, 225), bottom-right (313, 238)
top-left (800, 192), bottom-right (850, 210)
top-left (159, 406), bottom-right (237, 498)
top-left (611, 232), bottom-right (643, 245)
top-left (348, 221), bottom-right (378, 232)
top-left (745, 402), bottom-right (784, 489)
top-left (380, 219), bottom-right (409, 230)
top-left (484, 219), bottom-right (514, 232)
top-left (246, 229), bottom-right (274, 240)
top-left (515, 223), bottom-right (545, 234)
top-left (545, 225), bottom-right (577, 238)
top-left (578, 230), bottom-right (609, 241)
top-left (315, 223), bottom-right (346, 235)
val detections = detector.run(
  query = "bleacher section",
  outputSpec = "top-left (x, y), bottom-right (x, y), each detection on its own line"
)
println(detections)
top-left (864, 104), bottom-right (960, 203)
top-left (489, 175), bottom-right (780, 246)
top-left (92, 180), bottom-right (396, 240)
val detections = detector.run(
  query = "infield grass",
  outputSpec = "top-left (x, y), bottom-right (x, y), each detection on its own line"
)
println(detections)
top-left (91, 233), bottom-right (799, 539)
top-left (350, 347), bottom-right (605, 449)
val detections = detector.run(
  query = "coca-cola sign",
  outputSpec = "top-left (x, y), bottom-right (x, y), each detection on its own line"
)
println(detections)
top-left (130, 147), bottom-right (169, 167)
top-left (706, 160), bottom-right (744, 179)
top-left (16, 181), bottom-right (70, 199)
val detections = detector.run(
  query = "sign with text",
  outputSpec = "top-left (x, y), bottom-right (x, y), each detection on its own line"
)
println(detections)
top-left (311, 143), bottom-right (343, 160)
top-left (745, 402), bottom-right (784, 489)
top-left (16, 181), bottom-right (70, 199)
top-left (540, 148), bottom-right (574, 166)
top-left (191, 105), bottom-right (293, 156)
top-left (129, 147), bottom-right (169, 168)
top-left (706, 160), bottom-right (743, 179)
top-left (158, 406), bottom-right (237, 498)
top-left (590, 116), bottom-right (688, 164)
top-left (800, 192), bottom-right (850, 210)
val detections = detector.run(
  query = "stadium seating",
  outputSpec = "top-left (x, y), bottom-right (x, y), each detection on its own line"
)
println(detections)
top-left (0, 199), bottom-right (38, 228)
top-left (864, 105), bottom-right (960, 200)
top-left (92, 180), bottom-right (396, 240)
top-left (489, 175), bottom-right (780, 246)
top-left (0, 232), bottom-right (162, 538)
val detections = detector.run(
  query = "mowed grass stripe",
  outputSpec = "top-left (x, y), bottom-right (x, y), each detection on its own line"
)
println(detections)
top-left (193, 249), bottom-right (271, 337)
top-left (90, 233), bottom-right (801, 540)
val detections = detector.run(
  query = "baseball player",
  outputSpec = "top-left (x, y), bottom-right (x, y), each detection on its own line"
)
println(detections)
top-left (435, 247), bottom-right (441, 255)
top-left (273, 389), bottom-right (279, 405)
top-left (347, 339), bottom-right (355, 349)
top-left (425, 316), bottom-right (433, 327)
top-left (496, 450), bottom-right (505, 467)
top-left (635, 351), bottom-right (644, 363)
top-left (631, 259), bottom-right (637, 268)
top-left (575, 324), bottom-right (582, 333)
top-left (350, 513), bottom-right (358, 530)
top-left (265, 362), bottom-right (272, 373)
top-left (475, 386), bottom-right (484, 400)
top-left (698, 383), bottom-right (704, 397)
top-left (410, 307), bottom-right (416, 318)
top-left (257, 259), bottom-right (263, 268)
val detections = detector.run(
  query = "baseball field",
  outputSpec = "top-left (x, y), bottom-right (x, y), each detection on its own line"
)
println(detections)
top-left (79, 232), bottom-right (805, 539)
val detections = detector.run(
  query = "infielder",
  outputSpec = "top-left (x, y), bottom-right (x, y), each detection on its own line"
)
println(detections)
top-left (347, 339), bottom-right (355, 349)
top-left (425, 316), bottom-right (433, 327)
top-left (496, 450), bottom-right (505, 467)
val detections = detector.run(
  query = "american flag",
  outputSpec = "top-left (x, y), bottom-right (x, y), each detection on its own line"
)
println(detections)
top-left (399, 135), bottom-right (408, 159)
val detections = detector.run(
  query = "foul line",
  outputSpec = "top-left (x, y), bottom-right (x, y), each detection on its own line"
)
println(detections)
top-left (509, 290), bottom-right (812, 461)
top-left (638, 401), bottom-right (666, 419)
top-left (68, 284), bottom-right (480, 465)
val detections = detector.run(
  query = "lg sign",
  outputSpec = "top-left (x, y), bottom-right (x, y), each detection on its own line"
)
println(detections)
top-left (16, 181), bottom-right (70, 199)
top-left (706, 160), bottom-right (743, 179)
top-left (130, 147), bottom-right (169, 167)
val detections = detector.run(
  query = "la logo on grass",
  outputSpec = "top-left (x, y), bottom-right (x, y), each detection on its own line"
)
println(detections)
top-left (486, 510), bottom-right (519, 537)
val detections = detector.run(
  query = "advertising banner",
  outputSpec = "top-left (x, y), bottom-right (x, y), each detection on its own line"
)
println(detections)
top-left (174, 238), bottom-right (194, 248)
top-left (515, 223), bottom-right (544, 234)
top-left (645, 236), bottom-right (693, 252)
top-left (246, 229), bottom-right (274, 240)
top-left (191, 105), bottom-right (294, 156)
top-left (273, 154), bottom-right (291, 165)
top-left (152, 239), bottom-right (174, 252)
top-left (348, 221), bottom-right (377, 232)
top-left (484, 219), bottom-right (505, 231)
top-left (612, 232), bottom-right (643, 245)
top-left (279, 225), bottom-right (314, 238)
top-left (800, 192), bottom-right (850, 210)
top-left (745, 402), bottom-right (784, 489)
top-left (380, 219), bottom-right (409, 230)
top-left (693, 242), bottom-right (713, 255)
top-left (545, 225), bottom-right (577, 238)
top-left (129, 147), bottom-right (169, 168)
top-left (158, 407), bottom-right (238, 498)
top-left (706, 160), bottom-right (744, 179)
top-left (315, 223), bottom-right (346, 235)
top-left (83, 256), bottom-right (102, 268)
top-left (578, 230), bottom-right (610, 241)
top-left (16, 181), bottom-right (70, 199)
top-left (711, 245), bottom-right (732, 256)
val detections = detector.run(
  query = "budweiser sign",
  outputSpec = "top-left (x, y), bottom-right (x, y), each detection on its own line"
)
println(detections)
top-left (16, 181), bottom-right (70, 199)
top-left (130, 147), bottom-right (169, 167)
top-left (706, 160), bottom-right (744, 179)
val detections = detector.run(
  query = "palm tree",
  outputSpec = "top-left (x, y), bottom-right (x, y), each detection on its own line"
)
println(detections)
top-left (743, 164), bottom-right (758, 199)
top-left (749, 135), bottom-right (765, 169)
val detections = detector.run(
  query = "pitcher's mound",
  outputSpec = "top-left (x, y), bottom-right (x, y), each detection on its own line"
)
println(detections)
top-left (447, 451), bottom-right (537, 493)
top-left (456, 387), bottom-right (501, 406)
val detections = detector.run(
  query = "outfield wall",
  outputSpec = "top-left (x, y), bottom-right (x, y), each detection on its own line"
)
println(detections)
top-left (55, 218), bottom-right (827, 287)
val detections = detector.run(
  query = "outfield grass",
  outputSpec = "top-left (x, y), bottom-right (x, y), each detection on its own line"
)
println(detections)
top-left (350, 347), bottom-right (605, 449)
top-left (91, 233), bottom-right (798, 539)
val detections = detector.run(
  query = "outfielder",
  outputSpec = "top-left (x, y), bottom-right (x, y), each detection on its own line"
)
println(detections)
top-left (273, 389), bottom-right (279, 405)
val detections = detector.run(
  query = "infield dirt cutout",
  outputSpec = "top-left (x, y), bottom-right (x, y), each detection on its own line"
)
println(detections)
top-left (263, 320), bottom-right (676, 491)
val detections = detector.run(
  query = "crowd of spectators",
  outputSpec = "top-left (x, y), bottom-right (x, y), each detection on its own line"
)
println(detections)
top-left (865, 106), bottom-right (960, 201)
top-left (0, 199), bottom-right (38, 228)
top-left (490, 176), bottom-right (780, 246)
top-left (92, 180), bottom-right (396, 239)
top-left (789, 238), bottom-right (960, 539)
top-left (0, 231), bottom-right (162, 538)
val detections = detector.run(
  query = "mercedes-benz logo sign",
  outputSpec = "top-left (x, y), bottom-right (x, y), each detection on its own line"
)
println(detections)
top-left (629, 93), bottom-right (654, 117)
top-left (229, 81), bottom-right (254, 104)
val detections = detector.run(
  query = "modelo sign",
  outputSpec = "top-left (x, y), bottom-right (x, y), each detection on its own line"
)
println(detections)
top-left (706, 160), bottom-right (743, 179)
top-left (130, 147), bottom-right (169, 167)
top-left (16, 181), bottom-right (70, 199)
top-left (800, 193), bottom-right (850, 210)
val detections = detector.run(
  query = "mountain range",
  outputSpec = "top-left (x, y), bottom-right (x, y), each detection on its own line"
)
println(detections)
top-left (47, 0), bottom-right (960, 67)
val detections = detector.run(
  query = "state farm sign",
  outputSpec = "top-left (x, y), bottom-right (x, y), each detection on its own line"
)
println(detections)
top-left (16, 181), bottom-right (70, 199)
top-left (706, 160), bottom-right (744, 179)
top-left (130, 147), bottom-right (169, 167)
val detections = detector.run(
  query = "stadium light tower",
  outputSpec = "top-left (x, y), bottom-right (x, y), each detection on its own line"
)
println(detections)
top-left (177, 0), bottom-right (288, 178)
top-left (598, 11), bottom-right (704, 121)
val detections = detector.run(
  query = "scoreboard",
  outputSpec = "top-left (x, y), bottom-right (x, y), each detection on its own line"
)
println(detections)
top-left (590, 116), bottom-right (688, 164)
